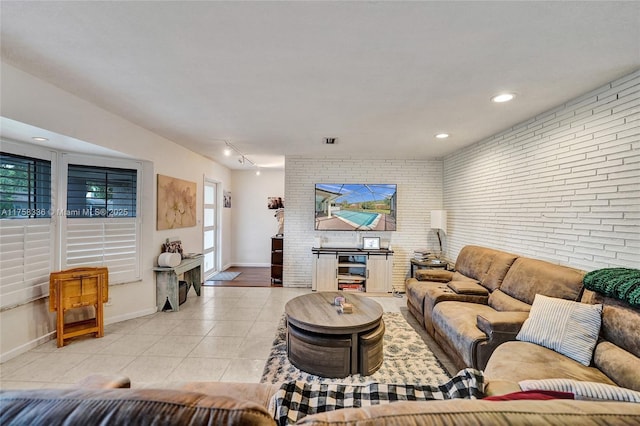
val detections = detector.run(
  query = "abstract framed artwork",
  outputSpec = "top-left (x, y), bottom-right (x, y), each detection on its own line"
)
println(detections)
top-left (157, 174), bottom-right (197, 230)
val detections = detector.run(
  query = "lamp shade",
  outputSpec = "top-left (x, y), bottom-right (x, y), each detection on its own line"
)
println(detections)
top-left (430, 210), bottom-right (447, 234)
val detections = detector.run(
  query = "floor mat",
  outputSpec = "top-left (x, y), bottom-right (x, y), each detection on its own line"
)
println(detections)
top-left (205, 271), bottom-right (241, 282)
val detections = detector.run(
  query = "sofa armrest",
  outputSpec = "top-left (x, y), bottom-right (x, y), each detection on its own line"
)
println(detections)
top-left (475, 312), bottom-right (530, 370)
top-left (476, 312), bottom-right (530, 336)
top-left (75, 374), bottom-right (131, 389)
top-left (415, 269), bottom-right (454, 282)
top-left (448, 281), bottom-right (489, 296)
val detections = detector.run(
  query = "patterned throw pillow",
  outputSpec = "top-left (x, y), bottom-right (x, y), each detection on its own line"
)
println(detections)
top-left (516, 294), bottom-right (602, 366)
top-left (519, 378), bottom-right (640, 402)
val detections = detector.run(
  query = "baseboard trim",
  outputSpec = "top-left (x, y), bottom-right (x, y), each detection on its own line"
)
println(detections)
top-left (1, 331), bottom-right (55, 363)
top-left (105, 307), bottom-right (158, 325)
top-left (1, 307), bottom-right (158, 363)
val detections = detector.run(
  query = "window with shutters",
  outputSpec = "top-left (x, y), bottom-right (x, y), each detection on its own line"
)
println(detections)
top-left (62, 159), bottom-right (141, 285)
top-left (0, 152), bottom-right (51, 218)
top-left (0, 151), bottom-right (54, 309)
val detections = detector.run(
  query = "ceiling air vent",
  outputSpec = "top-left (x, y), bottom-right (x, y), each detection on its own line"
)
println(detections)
top-left (323, 137), bottom-right (337, 145)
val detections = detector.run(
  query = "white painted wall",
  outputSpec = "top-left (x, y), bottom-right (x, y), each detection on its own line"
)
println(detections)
top-left (283, 158), bottom-right (444, 291)
top-left (231, 169), bottom-right (285, 267)
top-left (444, 71), bottom-right (640, 270)
top-left (0, 61), bottom-right (233, 361)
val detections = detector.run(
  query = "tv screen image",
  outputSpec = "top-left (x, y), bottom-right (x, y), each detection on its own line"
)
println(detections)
top-left (315, 184), bottom-right (397, 231)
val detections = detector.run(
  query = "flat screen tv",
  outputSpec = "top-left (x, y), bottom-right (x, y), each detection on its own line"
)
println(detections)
top-left (315, 184), bottom-right (397, 231)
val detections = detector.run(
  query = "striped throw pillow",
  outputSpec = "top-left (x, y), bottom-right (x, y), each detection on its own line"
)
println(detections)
top-left (519, 378), bottom-right (640, 402)
top-left (516, 294), bottom-right (602, 366)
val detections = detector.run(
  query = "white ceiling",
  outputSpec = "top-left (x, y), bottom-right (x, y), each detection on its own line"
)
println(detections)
top-left (1, 1), bottom-right (638, 170)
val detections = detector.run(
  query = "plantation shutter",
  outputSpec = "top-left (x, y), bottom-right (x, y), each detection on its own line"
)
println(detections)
top-left (63, 219), bottom-right (139, 283)
top-left (0, 152), bottom-right (53, 309)
top-left (0, 220), bottom-right (53, 308)
top-left (62, 163), bottom-right (141, 284)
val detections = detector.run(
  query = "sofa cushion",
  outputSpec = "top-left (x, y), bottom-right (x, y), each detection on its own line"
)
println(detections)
top-left (160, 381), bottom-right (280, 408)
top-left (488, 289), bottom-right (532, 312)
top-left (451, 271), bottom-right (478, 282)
top-left (516, 294), bottom-right (602, 366)
top-left (579, 289), bottom-right (640, 391)
top-left (421, 284), bottom-right (490, 336)
top-left (498, 258), bottom-right (585, 306)
top-left (593, 341), bottom-right (640, 392)
top-left (454, 245), bottom-right (518, 291)
top-left (484, 341), bottom-right (616, 386)
top-left (295, 399), bottom-right (640, 425)
top-left (0, 388), bottom-right (276, 426)
top-left (519, 379), bottom-right (640, 402)
top-left (448, 280), bottom-right (489, 296)
top-left (432, 302), bottom-right (496, 367)
top-left (582, 290), bottom-right (640, 358)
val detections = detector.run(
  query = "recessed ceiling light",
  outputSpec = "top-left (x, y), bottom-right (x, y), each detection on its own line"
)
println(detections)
top-left (32, 137), bottom-right (49, 142)
top-left (435, 133), bottom-right (449, 139)
top-left (491, 93), bottom-right (516, 103)
top-left (223, 148), bottom-right (232, 156)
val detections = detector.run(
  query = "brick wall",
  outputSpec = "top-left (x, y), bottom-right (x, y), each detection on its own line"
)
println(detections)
top-left (444, 70), bottom-right (640, 270)
top-left (284, 159), bottom-right (443, 289)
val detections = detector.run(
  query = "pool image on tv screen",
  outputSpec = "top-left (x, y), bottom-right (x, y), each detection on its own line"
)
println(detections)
top-left (315, 184), bottom-right (397, 231)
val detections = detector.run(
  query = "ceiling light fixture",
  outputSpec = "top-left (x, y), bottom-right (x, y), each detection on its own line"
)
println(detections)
top-left (32, 137), bottom-right (49, 142)
top-left (435, 133), bottom-right (450, 139)
top-left (491, 93), bottom-right (516, 103)
top-left (224, 141), bottom-right (260, 173)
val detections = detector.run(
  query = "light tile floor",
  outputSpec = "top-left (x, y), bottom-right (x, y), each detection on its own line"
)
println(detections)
top-left (0, 287), bottom-right (406, 389)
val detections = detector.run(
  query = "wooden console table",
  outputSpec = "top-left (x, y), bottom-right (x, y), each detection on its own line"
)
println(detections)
top-left (154, 256), bottom-right (203, 312)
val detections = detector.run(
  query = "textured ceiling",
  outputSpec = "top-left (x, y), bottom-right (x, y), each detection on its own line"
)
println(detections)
top-left (1, 1), bottom-right (638, 169)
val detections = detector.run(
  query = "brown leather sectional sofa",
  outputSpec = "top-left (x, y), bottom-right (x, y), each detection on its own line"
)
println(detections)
top-left (406, 245), bottom-right (640, 395)
top-left (2, 375), bottom-right (639, 425)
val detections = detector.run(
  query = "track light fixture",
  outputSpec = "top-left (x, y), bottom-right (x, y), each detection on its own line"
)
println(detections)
top-left (224, 141), bottom-right (260, 175)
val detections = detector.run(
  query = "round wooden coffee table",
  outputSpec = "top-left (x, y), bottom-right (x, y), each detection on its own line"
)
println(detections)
top-left (285, 292), bottom-right (385, 378)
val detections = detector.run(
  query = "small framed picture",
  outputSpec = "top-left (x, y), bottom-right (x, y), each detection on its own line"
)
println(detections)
top-left (362, 237), bottom-right (380, 250)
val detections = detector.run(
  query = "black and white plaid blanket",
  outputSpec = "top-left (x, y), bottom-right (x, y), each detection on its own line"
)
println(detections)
top-left (269, 368), bottom-right (485, 425)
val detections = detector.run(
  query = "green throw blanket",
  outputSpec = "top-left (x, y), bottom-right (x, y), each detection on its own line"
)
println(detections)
top-left (583, 268), bottom-right (640, 307)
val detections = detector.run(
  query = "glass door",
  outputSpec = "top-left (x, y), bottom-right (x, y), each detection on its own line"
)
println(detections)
top-left (203, 179), bottom-right (218, 279)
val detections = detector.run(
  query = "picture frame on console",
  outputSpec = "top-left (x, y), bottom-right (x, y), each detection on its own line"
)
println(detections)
top-left (363, 237), bottom-right (380, 250)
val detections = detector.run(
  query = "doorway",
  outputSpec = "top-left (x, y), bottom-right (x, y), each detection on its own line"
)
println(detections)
top-left (203, 178), bottom-right (219, 279)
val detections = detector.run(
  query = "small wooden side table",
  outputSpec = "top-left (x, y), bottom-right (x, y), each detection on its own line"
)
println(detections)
top-left (410, 258), bottom-right (448, 277)
top-left (49, 267), bottom-right (109, 347)
top-left (154, 255), bottom-right (203, 312)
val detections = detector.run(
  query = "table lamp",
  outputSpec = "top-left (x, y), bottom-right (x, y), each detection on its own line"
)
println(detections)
top-left (430, 210), bottom-right (447, 257)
